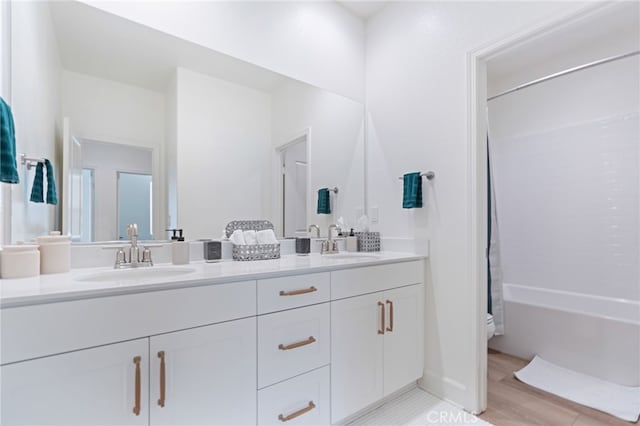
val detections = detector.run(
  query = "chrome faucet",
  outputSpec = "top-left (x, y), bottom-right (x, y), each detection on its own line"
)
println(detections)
top-left (114, 223), bottom-right (153, 268)
top-left (308, 224), bottom-right (320, 238)
top-left (321, 224), bottom-right (341, 254)
top-left (128, 224), bottom-right (139, 267)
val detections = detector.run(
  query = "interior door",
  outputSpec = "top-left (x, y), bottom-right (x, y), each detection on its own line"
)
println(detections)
top-left (0, 338), bottom-right (149, 426)
top-left (282, 137), bottom-right (307, 238)
top-left (149, 317), bottom-right (257, 426)
top-left (383, 284), bottom-right (424, 396)
top-left (330, 292), bottom-right (384, 423)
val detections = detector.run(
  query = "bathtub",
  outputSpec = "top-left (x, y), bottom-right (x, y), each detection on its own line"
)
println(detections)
top-left (489, 283), bottom-right (640, 386)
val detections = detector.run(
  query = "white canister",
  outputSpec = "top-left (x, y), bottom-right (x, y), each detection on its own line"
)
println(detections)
top-left (1, 243), bottom-right (40, 279)
top-left (37, 231), bottom-right (71, 274)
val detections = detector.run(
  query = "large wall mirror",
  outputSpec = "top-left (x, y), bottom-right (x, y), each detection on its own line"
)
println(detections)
top-left (9, 1), bottom-right (364, 243)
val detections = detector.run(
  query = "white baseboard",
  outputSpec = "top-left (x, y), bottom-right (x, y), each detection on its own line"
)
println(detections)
top-left (419, 370), bottom-right (471, 412)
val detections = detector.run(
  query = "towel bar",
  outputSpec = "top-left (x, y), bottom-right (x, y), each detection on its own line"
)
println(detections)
top-left (397, 171), bottom-right (435, 180)
top-left (19, 154), bottom-right (45, 171)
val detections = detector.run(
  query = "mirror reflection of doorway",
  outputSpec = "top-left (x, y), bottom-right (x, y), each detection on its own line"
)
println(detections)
top-left (117, 172), bottom-right (153, 240)
top-left (281, 136), bottom-right (308, 238)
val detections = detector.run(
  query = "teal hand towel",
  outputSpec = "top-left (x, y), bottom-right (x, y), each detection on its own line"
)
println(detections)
top-left (0, 97), bottom-right (19, 184)
top-left (45, 159), bottom-right (57, 205)
top-left (317, 188), bottom-right (331, 214)
top-left (30, 162), bottom-right (44, 203)
top-left (402, 172), bottom-right (423, 209)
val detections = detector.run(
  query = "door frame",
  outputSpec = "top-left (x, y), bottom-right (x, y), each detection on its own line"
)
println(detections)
top-left (273, 127), bottom-right (311, 238)
top-left (466, 2), bottom-right (612, 414)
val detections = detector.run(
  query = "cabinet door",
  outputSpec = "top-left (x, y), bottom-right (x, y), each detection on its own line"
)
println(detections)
top-left (0, 339), bottom-right (149, 426)
top-left (150, 317), bottom-right (257, 426)
top-left (383, 284), bottom-right (424, 396)
top-left (331, 293), bottom-right (384, 424)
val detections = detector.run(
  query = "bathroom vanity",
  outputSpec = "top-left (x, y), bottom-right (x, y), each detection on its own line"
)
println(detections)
top-left (0, 253), bottom-right (424, 426)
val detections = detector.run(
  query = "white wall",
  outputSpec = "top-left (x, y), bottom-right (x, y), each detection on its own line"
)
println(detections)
top-left (365, 0), bottom-right (590, 410)
top-left (61, 71), bottom-right (165, 147)
top-left (10, 1), bottom-right (61, 242)
top-left (271, 79), bottom-right (364, 236)
top-left (80, 140), bottom-right (152, 242)
top-left (61, 70), bottom-right (166, 236)
top-left (0, 0), bottom-right (11, 245)
top-left (83, 1), bottom-right (365, 102)
top-left (175, 68), bottom-right (271, 239)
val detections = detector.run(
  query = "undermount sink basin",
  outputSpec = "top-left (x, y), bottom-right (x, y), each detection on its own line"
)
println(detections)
top-left (325, 253), bottom-right (381, 260)
top-left (76, 266), bottom-right (197, 283)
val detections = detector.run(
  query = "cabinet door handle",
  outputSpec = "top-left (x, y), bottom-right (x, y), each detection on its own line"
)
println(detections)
top-left (279, 286), bottom-right (317, 296)
top-left (386, 300), bottom-right (394, 332)
top-left (132, 356), bottom-right (141, 416)
top-left (378, 301), bottom-right (385, 335)
top-left (157, 351), bottom-right (166, 407)
top-left (278, 401), bottom-right (316, 422)
top-left (278, 336), bottom-right (316, 351)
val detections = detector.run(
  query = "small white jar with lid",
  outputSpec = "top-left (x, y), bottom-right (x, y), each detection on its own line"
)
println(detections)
top-left (1, 242), bottom-right (41, 279)
top-left (37, 231), bottom-right (71, 274)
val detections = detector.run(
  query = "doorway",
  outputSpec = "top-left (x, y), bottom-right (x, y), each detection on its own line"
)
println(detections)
top-left (469, 1), bottom-right (638, 418)
top-left (280, 135), bottom-right (308, 238)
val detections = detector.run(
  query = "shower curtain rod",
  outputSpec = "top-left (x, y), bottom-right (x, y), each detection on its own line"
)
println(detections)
top-left (487, 50), bottom-right (640, 102)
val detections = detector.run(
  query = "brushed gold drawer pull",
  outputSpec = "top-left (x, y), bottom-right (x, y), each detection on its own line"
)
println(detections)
top-left (157, 351), bottom-right (166, 407)
top-left (378, 301), bottom-right (385, 335)
top-left (133, 356), bottom-right (142, 416)
top-left (278, 401), bottom-right (316, 422)
top-left (386, 300), bottom-right (394, 332)
top-left (278, 336), bottom-right (316, 351)
top-left (279, 286), bottom-right (317, 296)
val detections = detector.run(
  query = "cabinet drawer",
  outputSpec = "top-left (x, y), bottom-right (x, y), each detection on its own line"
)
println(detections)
top-left (331, 260), bottom-right (424, 300)
top-left (258, 303), bottom-right (330, 388)
top-left (258, 366), bottom-right (330, 426)
top-left (258, 273), bottom-right (329, 314)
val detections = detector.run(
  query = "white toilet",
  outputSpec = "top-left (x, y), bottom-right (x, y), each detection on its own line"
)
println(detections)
top-left (487, 314), bottom-right (496, 340)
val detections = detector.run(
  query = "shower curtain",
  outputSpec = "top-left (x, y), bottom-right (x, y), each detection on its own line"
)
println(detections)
top-left (487, 136), bottom-right (504, 335)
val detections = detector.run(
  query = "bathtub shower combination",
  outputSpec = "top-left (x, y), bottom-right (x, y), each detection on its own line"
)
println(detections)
top-left (486, 42), bottom-right (640, 394)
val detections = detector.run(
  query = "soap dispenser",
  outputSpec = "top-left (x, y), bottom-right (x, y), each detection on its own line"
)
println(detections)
top-left (170, 229), bottom-right (190, 265)
top-left (346, 228), bottom-right (358, 252)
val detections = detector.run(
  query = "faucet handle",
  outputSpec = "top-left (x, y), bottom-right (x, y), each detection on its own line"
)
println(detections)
top-left (141, 247), bottom-right (153, 266)
top-left (114, 248), bottom-right (127, 269)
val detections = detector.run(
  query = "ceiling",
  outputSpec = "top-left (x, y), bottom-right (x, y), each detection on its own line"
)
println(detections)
top-left (337, 1), bottom-right (388, 19)
top-left (50, 1), bottom-right (288, 93)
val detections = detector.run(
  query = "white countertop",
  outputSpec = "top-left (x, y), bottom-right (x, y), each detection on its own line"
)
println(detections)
top-left (0, 252), bottom-right (424, 308)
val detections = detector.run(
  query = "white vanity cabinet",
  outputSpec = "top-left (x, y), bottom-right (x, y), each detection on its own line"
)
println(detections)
top-left (0, 280), bottom-right (257, 426)
top-left (149, 317), bottom-right (257, 426)
top-left (0, 318), bottom-right (257, 426)
top-left (0, 256), bottom-right (425, 426)
top-left (0, 338), bottom-right (150, 426)
top-left (330, 262), bottom-right (424, 424)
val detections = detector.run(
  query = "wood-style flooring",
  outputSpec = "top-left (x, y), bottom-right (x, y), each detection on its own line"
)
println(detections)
top-left (479, 349), bottom-right (639, 426)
